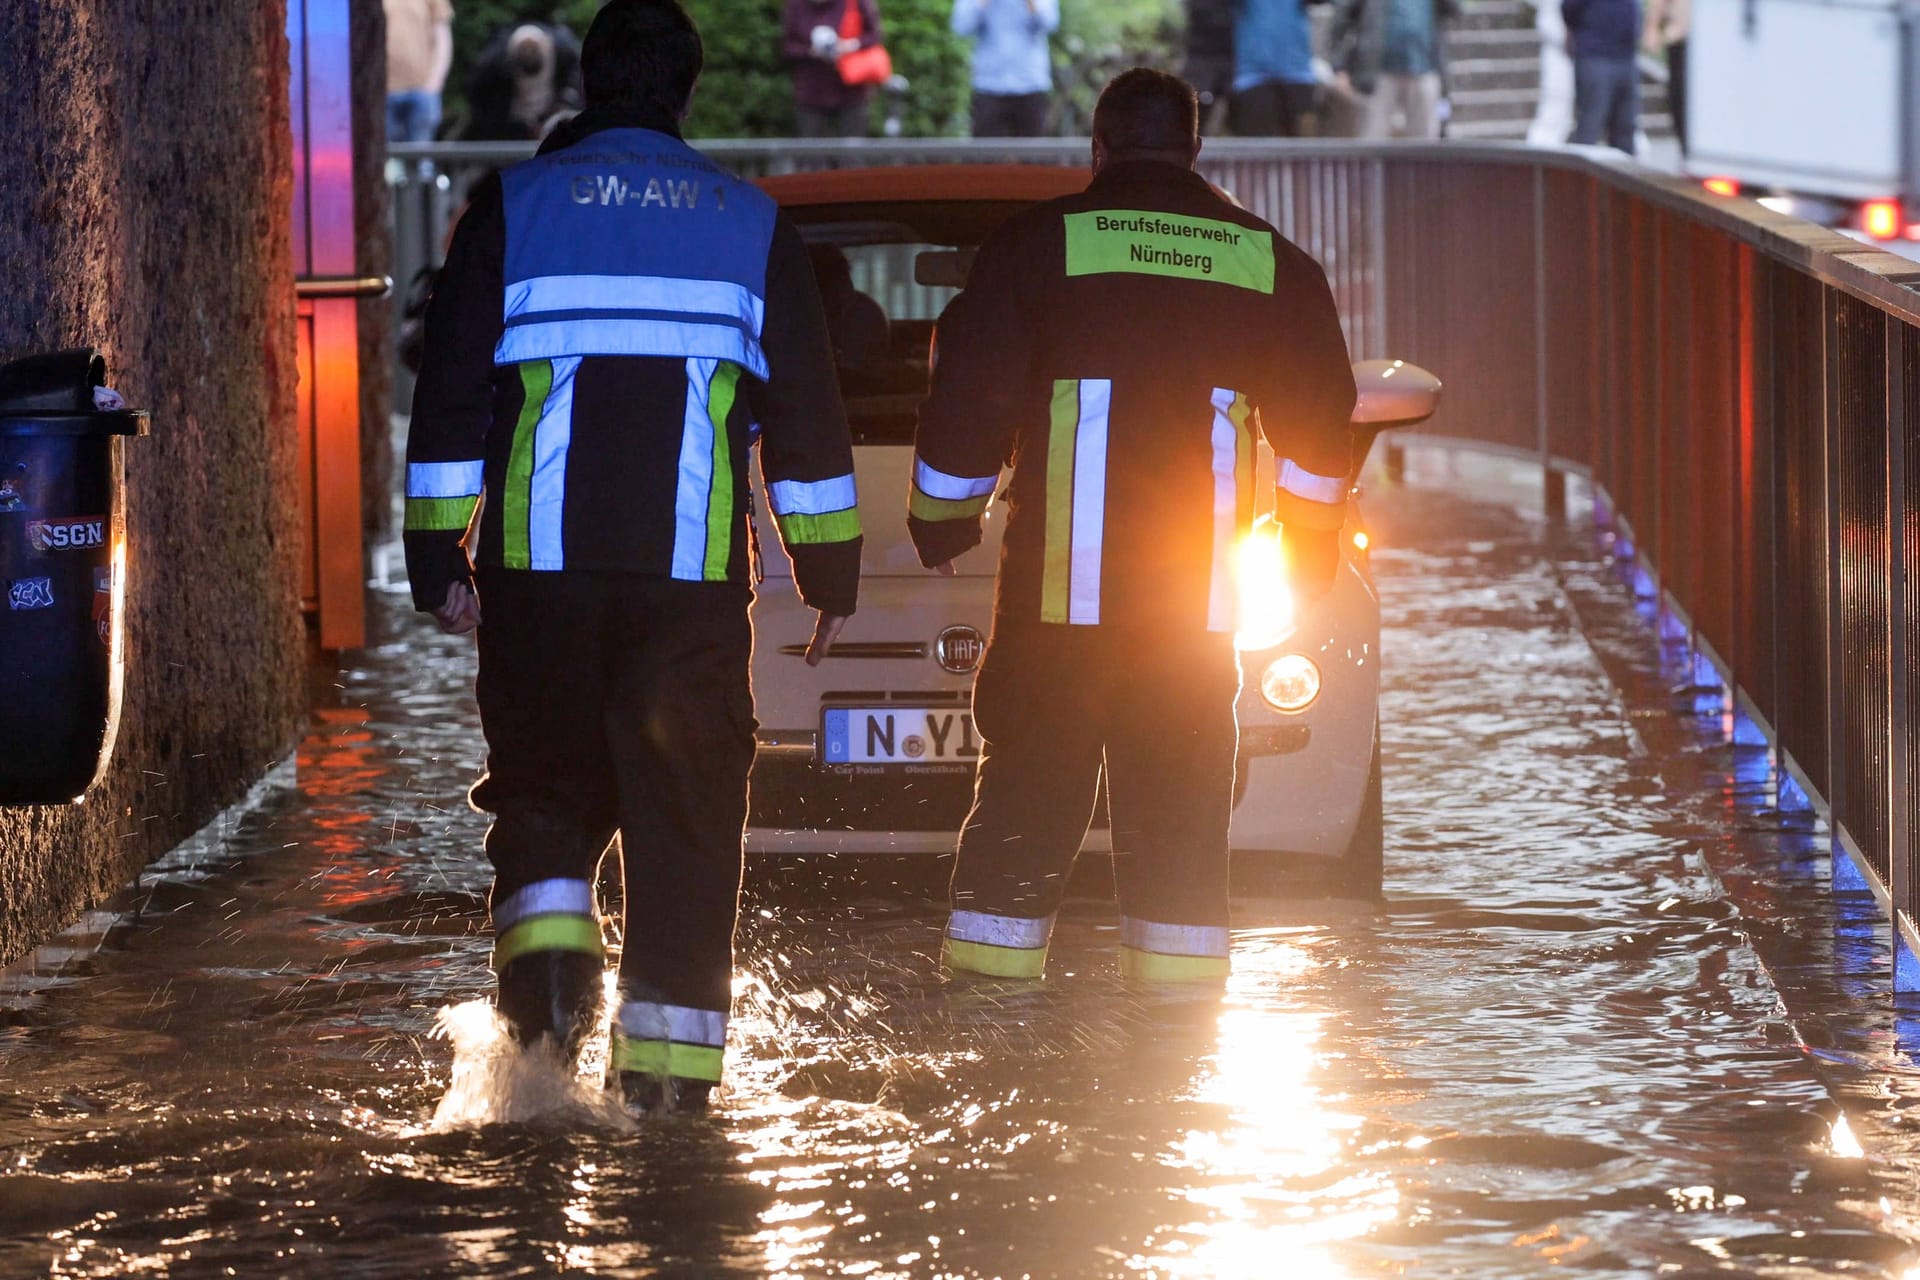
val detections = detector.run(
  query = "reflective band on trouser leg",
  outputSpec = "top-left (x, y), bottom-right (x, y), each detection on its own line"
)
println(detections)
top-left (612, 1000), bottom-right (728, 1081)
top-left (502, 359), bottom-right (554, 569)
top-left (612, 1000), bottom-right (728, 1082)
top-left (942, 909), bottom-right (1055, 978)
top-left (1205, 388), bottom-right (1256, 633)
top-left (768, 473), bottom-right (862, 544)
top-left (491, 913), bottom-right (604, 971)
top-left (909, 457), bottom-right (996, 523)
top-left (491, 878), bottom-right (597, 932)
top-left (1042, 379), bottom-right (1110, 625)
top-left (1117, 916), bottom-right (1230, 981)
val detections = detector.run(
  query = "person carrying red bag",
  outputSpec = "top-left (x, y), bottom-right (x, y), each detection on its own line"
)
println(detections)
top-left (783, 0), bottom-right (887, 137)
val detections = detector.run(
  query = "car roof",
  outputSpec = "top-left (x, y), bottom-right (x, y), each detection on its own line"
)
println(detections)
top-left (754, 164), bottom-right (1090, 208)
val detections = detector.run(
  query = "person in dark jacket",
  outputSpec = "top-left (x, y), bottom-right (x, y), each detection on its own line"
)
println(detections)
top-left (1563, 0), bottom-right (1641, 152)
top-left (910, 69), bottom-right (1356, 982)
top-left (406, 0), bottom-right (861, 1115)
top-left (783, 0), bottom-right (885, 137)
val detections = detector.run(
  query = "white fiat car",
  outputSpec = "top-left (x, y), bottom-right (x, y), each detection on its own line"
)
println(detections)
top-left (743, 167), bottom-right (1438, 898)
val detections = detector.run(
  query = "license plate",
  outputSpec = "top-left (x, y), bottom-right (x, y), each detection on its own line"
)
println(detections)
top-left (822, 707), bottom-right (980, 765)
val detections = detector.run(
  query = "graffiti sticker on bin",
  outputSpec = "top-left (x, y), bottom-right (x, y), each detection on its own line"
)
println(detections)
top-left (7, 577), bottom-right (54, 610)
top-left (27, 516), bottom-right (108, 552)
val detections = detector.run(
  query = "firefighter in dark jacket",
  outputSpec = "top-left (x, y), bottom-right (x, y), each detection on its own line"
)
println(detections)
top-left (909, 68), bottom-right (1355, 981)
top-left (405, 0), bottom-right (861, 1113)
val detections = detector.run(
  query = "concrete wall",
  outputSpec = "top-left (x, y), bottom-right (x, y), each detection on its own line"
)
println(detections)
top-left (0, 4), bottom-right (305, 963)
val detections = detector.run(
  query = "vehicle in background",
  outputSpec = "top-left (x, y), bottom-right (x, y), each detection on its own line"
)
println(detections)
top-left (1688, 0), bottom-right (1920, 253)
top-left (744, 165), bottom-right (1439, 898)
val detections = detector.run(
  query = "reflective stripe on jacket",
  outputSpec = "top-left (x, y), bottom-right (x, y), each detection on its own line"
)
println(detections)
top-left (404, 107), bottom-right (861, 617)
top-left (909, 160), bottom-right (1355, 633)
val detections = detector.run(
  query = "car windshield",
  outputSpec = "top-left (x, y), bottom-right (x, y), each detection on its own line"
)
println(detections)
top-left (787, 200), bottom-right (1034, 445)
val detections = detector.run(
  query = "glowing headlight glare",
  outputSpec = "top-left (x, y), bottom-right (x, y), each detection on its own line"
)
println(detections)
top-left (1232, 521), bottom-right (1295, 652)
top-left (1259, 654), bottom-right (1321, 713)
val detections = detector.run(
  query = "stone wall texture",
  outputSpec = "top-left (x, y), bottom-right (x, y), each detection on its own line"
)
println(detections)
top-left (0, 3), bottom-right (304, 964)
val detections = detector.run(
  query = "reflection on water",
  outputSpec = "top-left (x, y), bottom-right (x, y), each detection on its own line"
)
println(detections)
top-left (1, 449), bottom-right (1919, 1276)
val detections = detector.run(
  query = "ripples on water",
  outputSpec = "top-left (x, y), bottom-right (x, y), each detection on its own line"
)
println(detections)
top-left (2, 449), bottom-right (1919, 1277)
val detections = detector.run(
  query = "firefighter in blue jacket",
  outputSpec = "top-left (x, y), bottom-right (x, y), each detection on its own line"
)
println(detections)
top-left (910, 69), bottom-right (1355, 981)
top-left (405, 0), bottom-right (860, 1114)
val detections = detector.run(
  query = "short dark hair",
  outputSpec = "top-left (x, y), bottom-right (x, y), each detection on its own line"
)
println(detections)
top-left (1092, 68), bottom-right (1199, 159)
top-left (580, 0), bottom-right (704, 115)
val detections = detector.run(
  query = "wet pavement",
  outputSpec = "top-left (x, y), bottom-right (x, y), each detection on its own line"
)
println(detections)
top-left (5, 447), bottom-right (1920, 1278)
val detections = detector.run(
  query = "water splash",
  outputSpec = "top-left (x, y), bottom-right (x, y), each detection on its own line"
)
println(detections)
top-left (428, 998), bottom-right (635, 1132)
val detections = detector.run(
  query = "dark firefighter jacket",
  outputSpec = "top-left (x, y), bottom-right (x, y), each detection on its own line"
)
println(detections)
top-left (909, 159), bottom-right (1356, 633)
top-left (404, 105), bottom-right (862, 619)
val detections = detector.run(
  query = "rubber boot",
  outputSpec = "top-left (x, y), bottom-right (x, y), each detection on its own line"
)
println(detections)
top-left (495, 949), bottom-right (604, 1060)
top-left (614, 1071), bottom-right (714, 1117)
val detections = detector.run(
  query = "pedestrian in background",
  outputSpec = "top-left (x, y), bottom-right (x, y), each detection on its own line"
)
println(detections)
top-left (406, 0), bottom-right (861, 1114)
top-left (384, 0), bottom-right (454, 143)
top-left (461, 20), bottom-right (584, 140)
top-left (1642, 0), bottom-right (1687, 154)
top-left (909, 69), bottom-right (1355, 984)
top-left (784, 0), bottom-right (887, 137)
top-left (1525, 0), bottom-right (1575, 144)
top-left (1564, 0), bottom-right (1641, 152)
top-left (1229, 0), bottom-right (1321, 136)
top-left (1330, 0), bottom-right (1460, 139)
top-left (1183, 0), bottom-right (1239, 132)
top-left (952, 0), bottom-right (1060, 138)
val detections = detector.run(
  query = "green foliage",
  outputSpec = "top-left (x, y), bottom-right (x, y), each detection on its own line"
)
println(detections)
top-left (439, 0), bottom-right (1181, 138)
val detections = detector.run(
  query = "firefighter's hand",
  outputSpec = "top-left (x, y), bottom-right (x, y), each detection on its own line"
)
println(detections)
top-left (805, 611), bottom-right (848, 666)
top-left (434, 581), bottom-right (482, 635)
top-left (928, 560), bottom-right (958, 577)
top-left (1285, 527), bottom-right (1342, 615)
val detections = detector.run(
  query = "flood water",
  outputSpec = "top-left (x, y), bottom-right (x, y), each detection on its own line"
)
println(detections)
top-left (5, 448), bottom-right (1920, 1278)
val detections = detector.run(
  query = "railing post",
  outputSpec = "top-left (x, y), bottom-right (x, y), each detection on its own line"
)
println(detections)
top-left (1534, 168), bottom-right (1564, 518)
top-left (1889, 320), bottom-right (1915, 987)
top-left (1823, 287), bottom-right (1851, 887)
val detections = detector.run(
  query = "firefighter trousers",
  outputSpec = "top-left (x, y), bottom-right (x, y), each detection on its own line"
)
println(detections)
top-left (946, 622), bottom-right (1242, 981)
top-left (470, 569), bottom-right (755, 1083)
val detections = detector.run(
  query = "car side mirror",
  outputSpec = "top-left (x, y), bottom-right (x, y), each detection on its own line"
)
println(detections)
top-left (1351, 359), bottom-right (1441, 429)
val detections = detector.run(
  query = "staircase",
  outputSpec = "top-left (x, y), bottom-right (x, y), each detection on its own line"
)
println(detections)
top-left (1443, 0), bottom-right (1673, 143)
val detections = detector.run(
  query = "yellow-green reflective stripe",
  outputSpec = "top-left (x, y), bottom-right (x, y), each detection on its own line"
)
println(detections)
top-left (1043, 379), bottom-right (1079, 624)
top-left (942, 936), bottom-right (1048, 979)
top-left (612, 1035), bottom-right (725, 1082)
top-left (491, 914), bottom-right (603, 970)
top-left (405, 495), bottom-right (480, 533)
top-left (1064, 210), bottom-right (1277, 293)
top-left (775, 508), bottom-right (862, 544)
top-left (703, 362), bottom-right (742, 580)
top-left (1119, 946), bottom-right (1230, 981)
top-left (504, 360), bottom-right (551, 569)
top-left (909, 489), bottom-right (991, 522)
top-left (1230, 394), bottom-right (1256, 526)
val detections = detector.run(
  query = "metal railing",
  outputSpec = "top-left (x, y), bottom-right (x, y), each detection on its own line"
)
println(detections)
top-left (388, 137), bottom-right (1920, 980)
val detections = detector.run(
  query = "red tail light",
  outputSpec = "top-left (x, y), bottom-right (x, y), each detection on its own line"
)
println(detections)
top-left (1703, 177), bottom-right (1740, 197)
top-left (1862, 199), bottom-right (1902, 240)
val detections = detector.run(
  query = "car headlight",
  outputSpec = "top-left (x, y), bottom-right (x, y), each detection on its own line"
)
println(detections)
top-left (1259, 654), bottom-right (1321, 713)
top-left (1233, 520), bottom-right (1295, 652)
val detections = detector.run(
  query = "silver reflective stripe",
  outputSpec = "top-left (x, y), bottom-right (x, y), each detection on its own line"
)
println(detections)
top-left (767, 473), bottom-right (858, 516)
top-left (407, 460), bottom-right (485, 499)
top-left (1120, 916), bottom-right (1230, 958)
top-left (503, 274), bottom-right (766, 334)
top-left (1278, 459), bottom-right (1347, 506)
top-left (671, 358), bottom-right (719, 579)
top-left (1207, 388), bottom-right (1241, 633)
top-left (946, 909), bottom-right (1056, 950)
top-left (618, 1000), bottom-right (729, 1047)
top-left (528, 356), bottom-right (580, 571)
top-left (492, 878), bottom-right (597, 931)
top-left (1068, 379), bottom-right (1111, 626)
top-left (913, 458), bottom-right (999, 501)
top-left (494, 319), bottom-right (769, 381)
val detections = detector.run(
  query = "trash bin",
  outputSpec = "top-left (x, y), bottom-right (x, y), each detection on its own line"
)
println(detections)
top-left (0, 349), bottom-right (148, 806)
